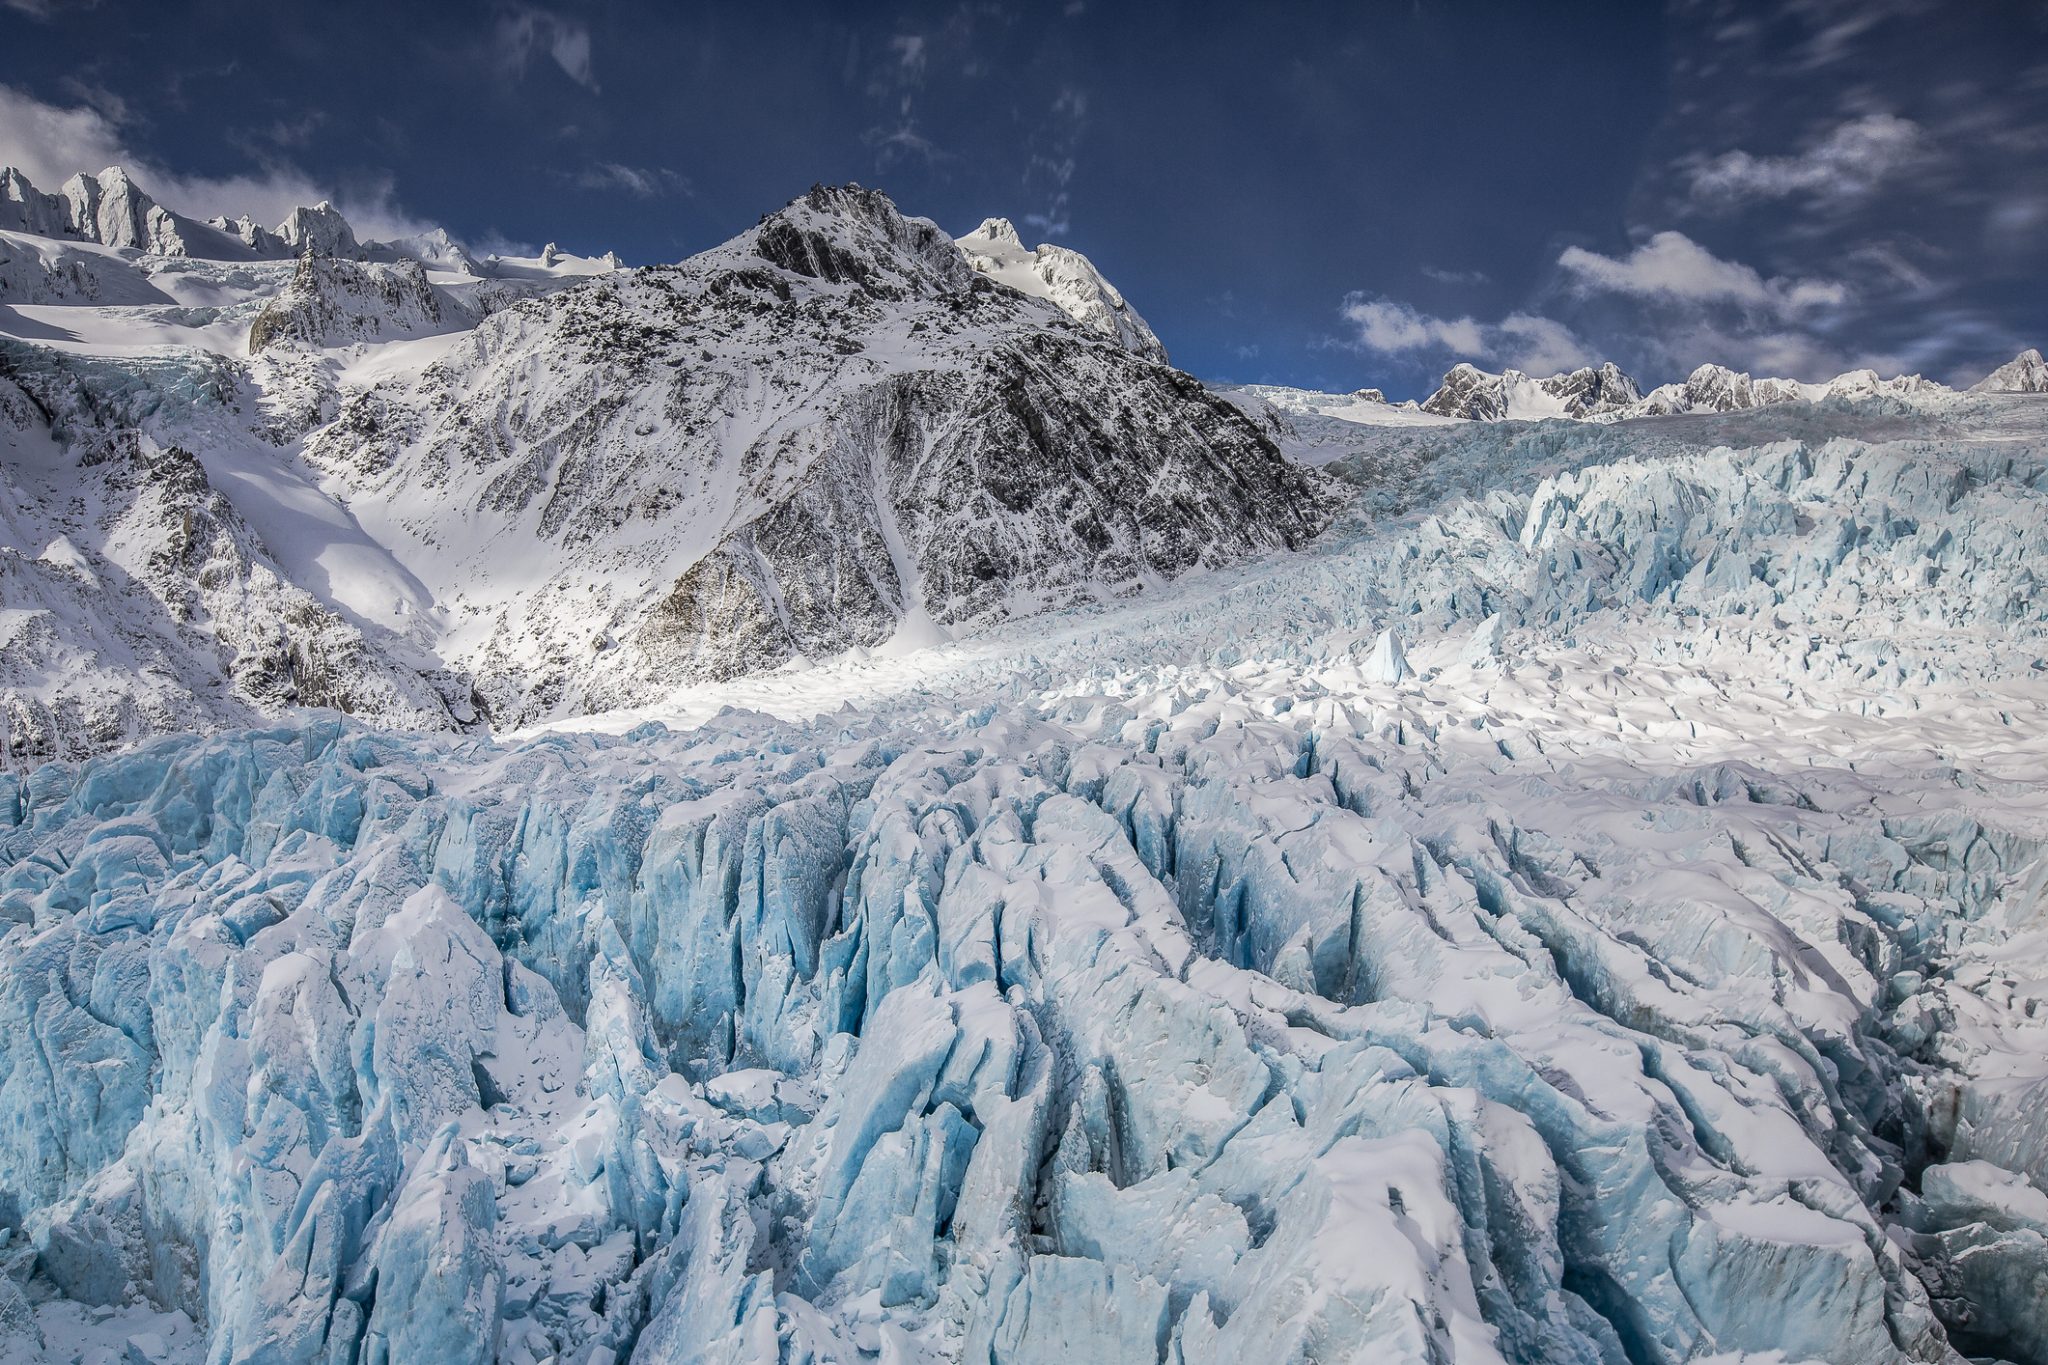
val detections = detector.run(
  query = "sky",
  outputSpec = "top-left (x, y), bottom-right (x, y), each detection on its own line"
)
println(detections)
top-left (2, 0), bottom-right (2044, 398)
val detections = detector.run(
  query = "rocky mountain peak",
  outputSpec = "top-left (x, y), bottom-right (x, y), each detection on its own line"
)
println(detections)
top-left (1681, 362), bottom-right (1753, 411)
top-left (955, 214), bottom-right (1167, 361)
top-left (0, 165), bottom-right (71, 237)
top-left (55, 165), bottom-right (183, 254)
top-left (749, 183), bottom-right (973, 296)
top-left (1422, 360), bottom-right (1646, 421)
top-left (248, 253), bottom-right (442, 353)
top-left (1547, 361), bottom-right (1643, 416)
top-left (973, 216), bottom-right (1024, 247)
top-left (275, 201), bottom-right (361, 259)
top-left (1419, 363), bottom-right (1509, 420)
top-left (1972, 347), bottom-right (2048, 393)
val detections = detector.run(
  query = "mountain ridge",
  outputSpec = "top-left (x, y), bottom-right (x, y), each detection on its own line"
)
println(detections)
top-left (1412, 352), bottom-right (2039, 422)
top-left (0, 178), bottom-right (1333, 752)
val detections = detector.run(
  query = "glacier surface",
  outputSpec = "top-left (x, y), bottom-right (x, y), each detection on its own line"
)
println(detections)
top-left (2, 400), bottom-right (2047, 1363)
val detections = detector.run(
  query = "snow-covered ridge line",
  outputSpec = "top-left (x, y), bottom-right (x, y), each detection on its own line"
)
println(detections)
top-left (1407, 349), bottom-right (2046, 424)
top-left (954, 216), bottom-right (1167, 361)
top-left (0, 162), bottom-right (622, 277)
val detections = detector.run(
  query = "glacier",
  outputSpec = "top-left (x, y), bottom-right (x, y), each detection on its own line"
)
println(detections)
top-left (2, 396), bottom-right (2046, 1364)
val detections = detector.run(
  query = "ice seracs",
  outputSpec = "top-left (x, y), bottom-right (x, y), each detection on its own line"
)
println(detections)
top-left (1363, 625), bottom-right (1408, 682)
top-left (4, 392), bottom-right (2047, 1361)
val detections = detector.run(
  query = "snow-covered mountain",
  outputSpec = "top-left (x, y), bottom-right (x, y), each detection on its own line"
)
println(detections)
top-left (0, 173), bottom-right (1329, 753)
top-left (1417, 358), bottom-right (1965, 422)
top-left (1627, 361), bottom-right (1948, 416)
top-left (1972, 346), bottom-right (2048, 393)
top-left (298, 185), bottom-right (1326, 724)
top-left (1420, 360), bottom-right (1643, 420)
top-left (1343, 351), bottom-right (2042, 429)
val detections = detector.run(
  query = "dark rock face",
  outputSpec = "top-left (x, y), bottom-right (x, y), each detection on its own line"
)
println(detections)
top-left (628, 342), bottom-right (1329, 689)
top-left (1421, 363), bottom-right (1507, 420)
top-left (1545, 363), bottom-right (1642, 417)
top-left (752, 185), bottom-right (972, 295)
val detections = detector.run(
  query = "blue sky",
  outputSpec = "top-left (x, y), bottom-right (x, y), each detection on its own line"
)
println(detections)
top-left (3, 0), bottom-right (2043, 396)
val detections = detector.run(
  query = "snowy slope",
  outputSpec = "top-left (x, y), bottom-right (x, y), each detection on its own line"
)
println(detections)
top-left (3, 396), bottom-right (2046, 1364)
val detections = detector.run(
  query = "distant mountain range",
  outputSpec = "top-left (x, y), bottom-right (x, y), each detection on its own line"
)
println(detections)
top-left (1401, 350), bottom-right (2045, 423)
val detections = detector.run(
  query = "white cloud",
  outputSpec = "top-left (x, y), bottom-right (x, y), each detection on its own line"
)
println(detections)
top-left (495, 5), bottom-right (598, 92)
top-left (0, 83), bottom-right (436, 243)
top-left (1342, 296), bottom-right (1487, 356)
top-left (889, 34), bottom-right (928, 75)
top-left (0, 84), bottom-right (128, 188)
top-left (1686, 113), bottom-right (1927, 205)
top-left (1557, 231), bottom-right (1845, 317)
top-left (1342, 295), bottom-right (1595, 376)
top-left (1496, 313), bottom-right (1596, 375)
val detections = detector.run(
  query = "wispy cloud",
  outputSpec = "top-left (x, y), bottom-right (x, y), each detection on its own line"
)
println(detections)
top-left (1420, 264), bottom-right (1489, 286)
top-left (861, 124), bottom-right (948, 169)
top-left (1685, 113), bottom-right (1928, 207)
top-left (570, 162), bottom-right (690, 198)
top-left (1022, 87), bottom-right (1088, 238)
top-left (1, 0), bottom-right (100, 18)
top-left (494, 4), bottom-right (598, 93)
top-left (854, 7), bottom-right (1022, 177)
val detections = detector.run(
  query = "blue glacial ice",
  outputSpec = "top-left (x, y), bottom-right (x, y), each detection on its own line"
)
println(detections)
top-left (2, 412), bottom-right (2048, 1363)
